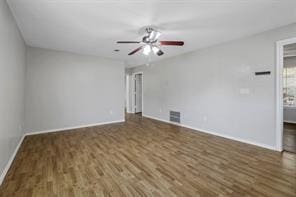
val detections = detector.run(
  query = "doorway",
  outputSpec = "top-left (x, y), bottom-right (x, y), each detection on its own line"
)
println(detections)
top-left (276, 37), bottom-right (296, 152)
top-left (282, 43), bottom-right (296, 153)
top-left (133, 72), bottom-right (143, 115)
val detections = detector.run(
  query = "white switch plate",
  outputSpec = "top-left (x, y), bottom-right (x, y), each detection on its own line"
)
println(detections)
top-left (239, 88), bottom-right (250, 95)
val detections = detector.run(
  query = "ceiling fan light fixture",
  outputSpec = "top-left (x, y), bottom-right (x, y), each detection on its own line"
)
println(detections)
top-left (143, 45), bottom-right (151, 55)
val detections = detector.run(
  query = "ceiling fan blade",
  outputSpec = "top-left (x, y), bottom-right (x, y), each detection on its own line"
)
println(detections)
top-left (157, 49), bottom-right (164, 56)
top-left (128, 46), bottom-right (143, 55)
top-left (159, 41), bottom-right (184, 46)
top-left (117, 41), bottom-right (141, 44)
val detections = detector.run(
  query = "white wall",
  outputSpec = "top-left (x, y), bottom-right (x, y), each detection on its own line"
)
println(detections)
top-left (25, 47), bottom-right (125, 133)
top-left (0, 0), bottom-right (26, 183)
top-left (131, 23), bottom-right (296, 150)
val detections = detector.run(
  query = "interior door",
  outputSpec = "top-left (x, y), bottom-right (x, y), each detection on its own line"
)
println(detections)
top-left (134, 74), bottom-right (142, 113)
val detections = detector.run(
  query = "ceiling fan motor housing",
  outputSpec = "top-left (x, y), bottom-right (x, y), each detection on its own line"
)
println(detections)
top-left (142, 28), bottom-right (159, 44)
top-left (142, 35), bottom-right (157, 44)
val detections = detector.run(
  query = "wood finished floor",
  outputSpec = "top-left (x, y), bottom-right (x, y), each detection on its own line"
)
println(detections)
top-left (284, 123), bottom-right (296, 153)
top-left (0, 114), bottom-right (296, 197)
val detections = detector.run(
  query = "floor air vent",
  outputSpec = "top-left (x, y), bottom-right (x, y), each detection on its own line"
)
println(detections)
top-left (170, 111), bottom-right (180, 123)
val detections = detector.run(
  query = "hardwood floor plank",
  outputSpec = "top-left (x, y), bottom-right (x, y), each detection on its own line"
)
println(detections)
top-left (284, 123), bottom-right (296, 153)
top-left (0, 114), bottom-right (295, 196)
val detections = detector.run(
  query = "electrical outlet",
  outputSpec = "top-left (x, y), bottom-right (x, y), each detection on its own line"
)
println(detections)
top-left (19, 125), bottom-right (23, 133)
top-left (203, 116), bottom-right (207, 122)
top-left (109, 110), bottom-right (113, 115)
top-left (159, 108), bottom-right (162, 113)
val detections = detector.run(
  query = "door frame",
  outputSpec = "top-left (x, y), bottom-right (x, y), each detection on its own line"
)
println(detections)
top-left (132, 72), bottom-right (144, 113)
top-left (275, 37), bottom-right (296, 151)
top-left (125, 75), bottom-right (131, 113)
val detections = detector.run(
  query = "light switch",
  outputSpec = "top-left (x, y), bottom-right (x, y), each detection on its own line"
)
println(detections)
top-left (239, 88), bottom-right (250, 95)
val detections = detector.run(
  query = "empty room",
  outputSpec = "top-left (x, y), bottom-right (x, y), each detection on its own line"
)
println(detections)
top-left (0, 0), bottom-right (296, 196)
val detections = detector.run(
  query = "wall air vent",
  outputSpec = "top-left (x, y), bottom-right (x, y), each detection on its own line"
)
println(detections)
top-left (170, 111), bottom-right (180, 123)
top-left (255, 71), bottom-right (271, 76)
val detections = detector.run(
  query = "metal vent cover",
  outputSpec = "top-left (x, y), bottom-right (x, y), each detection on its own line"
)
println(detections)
top-left (170, 111), bottom-right (180, 123)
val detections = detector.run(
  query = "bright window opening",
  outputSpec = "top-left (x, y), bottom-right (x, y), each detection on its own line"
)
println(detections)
top-left (283, 66), bottom-right (296, 106)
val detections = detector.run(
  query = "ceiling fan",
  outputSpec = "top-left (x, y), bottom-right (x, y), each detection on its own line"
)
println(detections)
top-left (117, 27), bottom-right (184, 56)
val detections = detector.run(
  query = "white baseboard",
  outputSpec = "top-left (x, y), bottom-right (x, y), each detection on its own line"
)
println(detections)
top-left (284, 120), bottom-right (296, 124)
top-left (26, 119), bottom-right (125, 136)
top-left (0, 134), bottom-right (25, 186)
top-left (143, 114), bottom-right (277, 151)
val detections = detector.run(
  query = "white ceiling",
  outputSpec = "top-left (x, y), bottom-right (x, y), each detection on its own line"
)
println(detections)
top-left (7, 0), bottom-right (296, 67)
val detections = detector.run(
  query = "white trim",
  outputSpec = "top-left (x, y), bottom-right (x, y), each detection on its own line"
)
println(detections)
top-left (0, 134), bottom-right (25, 186)
top-left (132, 72), bottom-right (144, 114)
top-left (143, 114), bottom-right (277, 151)
top-left (125, 75), bottom-right (131, 113)
top-left (284, 120), bottom-right (296, 124)
top-left (276, 37), bottom-right (296, 152)
top-left (26, 119), bottom-right (125, 136)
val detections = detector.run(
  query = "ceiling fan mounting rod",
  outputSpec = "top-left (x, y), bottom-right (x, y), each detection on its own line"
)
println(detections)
top-left (146, 27), bottom-right (154, 34)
